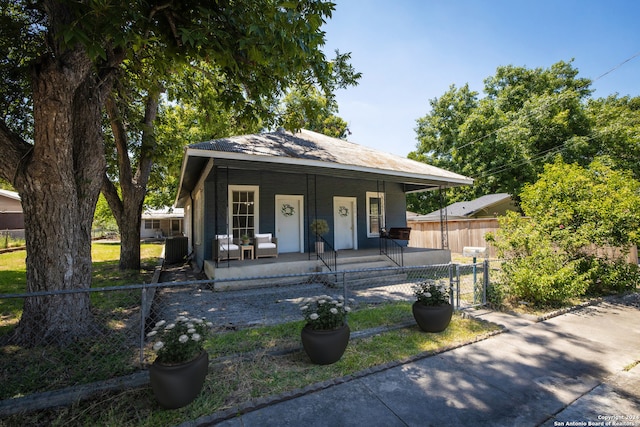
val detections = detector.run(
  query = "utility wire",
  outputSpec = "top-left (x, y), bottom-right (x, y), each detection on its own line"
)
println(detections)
top-left (450, 51), bottom-right (640, 154)
top-left (472, 132), bottom-right (600, 180)
top-left (473, 141), bottom-right (567, 179)
top-left (450, 51), bottom-right (640, 181)
top-left (594, 50), bottom-right (640, 81)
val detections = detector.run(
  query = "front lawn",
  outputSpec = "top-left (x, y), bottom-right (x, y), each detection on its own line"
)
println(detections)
top-left (3, 307), bottom-right (500, 427)
top-left (0, 244), bottom-right (502, 427)
top-left (0, 242), bottom-right (163, 334)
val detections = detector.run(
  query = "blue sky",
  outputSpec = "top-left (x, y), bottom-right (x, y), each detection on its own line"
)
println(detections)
top-left (322, 0), bottom-right (640, 156)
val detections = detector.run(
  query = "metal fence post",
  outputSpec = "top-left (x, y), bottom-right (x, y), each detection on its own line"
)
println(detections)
top-left (140, 283), bottom-right (147, 367)
top-left (342, 271), bottom-right (349, 324)
top-left (483, 259), bottom-right (490, 305)
top-left (456, 264), bottom-right (461, 309)
top-left (448, 263), bottom-right (455, 308)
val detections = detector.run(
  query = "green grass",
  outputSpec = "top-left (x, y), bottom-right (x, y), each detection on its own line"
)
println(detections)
top-left (0, 251), bottom-right (27, 335)
top-left (0, 243), bottom-right (163, 330)
top-left (0, 235), bottom-right (25, 249)
top-left (2, 308), bottom-right (500, 427)
top-left (0, 250), bottom-right (27, 292)
top-left (0, 243), bottom-right (164, 399)
top-left (207, 303), bottom-right (418, 358)
top-left (1, 246), bottom-right (501, 426)
top-left (624, 359), bottom-right (640, 372)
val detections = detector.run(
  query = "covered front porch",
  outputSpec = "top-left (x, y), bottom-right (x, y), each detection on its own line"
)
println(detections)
top-left (203, 247), bottom-right (451, 289)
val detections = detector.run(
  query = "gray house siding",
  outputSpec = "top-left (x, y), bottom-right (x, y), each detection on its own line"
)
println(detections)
top-left (201, 166), bottom-right (408, 261)
top-left (202, 180), bottom-right (218, 266)
top-left (314, 175), bottom-right (408, 250)
top-left (382, 185), bottom-right (409, 230)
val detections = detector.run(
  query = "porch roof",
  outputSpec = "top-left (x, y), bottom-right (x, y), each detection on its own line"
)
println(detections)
top-left (175, 129), bottom-right (473, 207)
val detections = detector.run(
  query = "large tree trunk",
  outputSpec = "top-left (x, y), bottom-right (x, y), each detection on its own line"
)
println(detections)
top-left (102, 90), bottom-right (160, 270)
top-left (119, 205), bottom-right (143, 270)
top-left (102, 175), bottom-right (144, 271)
top-left (8, 50), bottom-right (110, 345)
top-left (0, 0), bottom-right (124, 347)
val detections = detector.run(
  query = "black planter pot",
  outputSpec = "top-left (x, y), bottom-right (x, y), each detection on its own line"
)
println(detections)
top-left (149, 350), bottom-right (209, 409)
top-left (300, 323), bottom-right (350, 365)
top-left (412, 302), bottom-right (453, 333)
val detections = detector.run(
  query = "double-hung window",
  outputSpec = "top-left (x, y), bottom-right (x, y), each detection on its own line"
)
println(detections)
top-left (144, 219), bottom-right (160, 229)
top-left (366, 191), bottom-right (385, 237)
top-left (229, 185), bottom-right (259, 239)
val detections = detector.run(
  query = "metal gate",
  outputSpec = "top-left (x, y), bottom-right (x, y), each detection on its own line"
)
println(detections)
top-left (452, 260), bottom-right (489, 309)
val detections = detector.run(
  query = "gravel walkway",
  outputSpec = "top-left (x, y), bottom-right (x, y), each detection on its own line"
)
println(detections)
top-left (155, 263), bottom-right (416, 330)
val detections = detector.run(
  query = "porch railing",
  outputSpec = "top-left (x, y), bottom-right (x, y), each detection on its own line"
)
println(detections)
top-left (316, 235), bottom-right (337, 271)
top-left (380, 237), bottom-right (404, 267)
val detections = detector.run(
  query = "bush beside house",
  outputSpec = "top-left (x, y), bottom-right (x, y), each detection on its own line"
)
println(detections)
top-left (486, 158), bottom-right (640, 308)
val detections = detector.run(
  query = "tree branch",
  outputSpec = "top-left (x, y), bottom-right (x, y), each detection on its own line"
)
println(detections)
top-left (0, 119), bottom-right (33, 188)
top-left (101, 173), bottom-right (124, 221)
top-left (105, 94), bottom-right (134, 193)
top-left (134, 88), bottom-right (161, 192)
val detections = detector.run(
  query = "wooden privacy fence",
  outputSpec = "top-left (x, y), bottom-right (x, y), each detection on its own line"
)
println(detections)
top-left (407, 217), bottom-right (638, 263)
top-left (407, 218), bottom-right (499, 257)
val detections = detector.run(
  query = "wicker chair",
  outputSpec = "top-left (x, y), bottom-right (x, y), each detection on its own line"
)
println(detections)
top-left (214, 234), bottom-right (241, 262)
top-left (254, 233), bottom-right (278, 259)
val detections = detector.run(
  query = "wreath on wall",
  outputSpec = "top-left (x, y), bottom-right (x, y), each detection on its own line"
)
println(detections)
top-left (281, 203), bottom-right (295, 217)
top-left (338, 206), bottom-right (349, 217)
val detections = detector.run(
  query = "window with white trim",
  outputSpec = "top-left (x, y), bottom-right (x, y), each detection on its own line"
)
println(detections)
top-left (229, 185), bottom-right (259, 239)
top-left (144, 219), bottom-right (160, 229)
top-left (366, 191), bottom-right (385, 237)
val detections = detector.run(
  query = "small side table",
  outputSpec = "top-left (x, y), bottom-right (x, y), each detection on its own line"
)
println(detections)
top-left (241, 245), bottom-right (254, 260)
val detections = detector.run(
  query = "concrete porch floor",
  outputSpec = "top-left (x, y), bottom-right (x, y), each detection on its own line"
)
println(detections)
top-left (203, 247), bottom-right (451, 288)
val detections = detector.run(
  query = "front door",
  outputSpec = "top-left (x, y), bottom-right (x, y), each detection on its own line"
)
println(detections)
top-left (275, 195), bottom-right (304, 253)
top-left (333, 196), bottom-right (357, 250)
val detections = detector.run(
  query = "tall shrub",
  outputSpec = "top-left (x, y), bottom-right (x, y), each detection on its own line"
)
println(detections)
top-left (487, 157), bottom-right (640, 307)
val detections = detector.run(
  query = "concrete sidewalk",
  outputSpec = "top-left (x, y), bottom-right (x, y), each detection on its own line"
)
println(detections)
top-left (187, 296), bottom-right (640, 427)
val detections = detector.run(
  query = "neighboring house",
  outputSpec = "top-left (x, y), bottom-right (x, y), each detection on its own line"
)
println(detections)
top-left (407, 193), bottom-right (519, 255)
top-left (406, 210), bottom-right (420, 219)
top-left (175, 129), bottom-right (473, 275)
top-left (414, 193), bottom-right (518, 220)
top-left (141, 207), bottom-right (184, 239)
top-left (0, 189), bottom-right (24, 230)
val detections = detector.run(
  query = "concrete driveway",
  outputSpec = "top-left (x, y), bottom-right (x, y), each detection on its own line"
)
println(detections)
top-left (187, 294), bottom-right (640, 427)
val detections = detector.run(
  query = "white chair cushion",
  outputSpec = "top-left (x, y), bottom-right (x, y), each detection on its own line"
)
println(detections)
top-left (257, 242), bottom-right (276, 249)
top-left (255, 233), bottom-right (272, 244)
top-left (217, 234), bottom-right (232, 245)
top-left (220, 243), bottom-right (239, 251)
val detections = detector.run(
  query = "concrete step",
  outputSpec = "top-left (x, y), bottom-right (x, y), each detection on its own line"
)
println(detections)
top-left (346, 273), bottom-right (409, 290)
top-left (336, 253), bottom-right (388, 265)
top-left (320, 257), bottom-right (410, 290)
top-left (338, 260), bottom-right (394, 271)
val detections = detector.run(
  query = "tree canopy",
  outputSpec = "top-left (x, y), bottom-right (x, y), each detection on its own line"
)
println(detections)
top-left (280, 87), bottom-right (350, 138)
top-left (520, 157), bottom-right (640, 253)
top-left (486, 157), bottom-right (640, 306)
top-left (408, 60), bottom-right (640, 214)
top-left (0, 0), bottom-right (359, 344)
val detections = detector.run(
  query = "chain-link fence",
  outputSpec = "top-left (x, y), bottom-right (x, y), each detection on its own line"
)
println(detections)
top-left (0, 230), bottom-right (25, 249)
top-left (0, 261), bottom-right (490, 405)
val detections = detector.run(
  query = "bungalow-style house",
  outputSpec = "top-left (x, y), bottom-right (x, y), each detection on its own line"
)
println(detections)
top-left (141, 207), bottom-right (185, 239)
top-left (174, 129), bottom-right (473, 279)
top-left (0, 189), bottom-right (24, 230)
